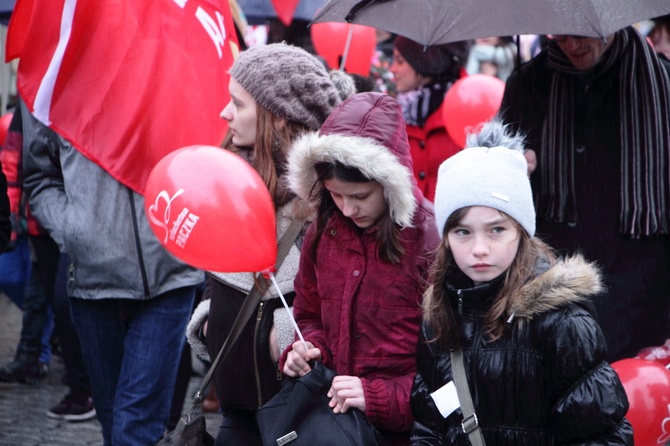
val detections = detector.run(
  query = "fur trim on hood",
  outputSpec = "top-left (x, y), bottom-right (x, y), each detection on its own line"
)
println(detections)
top-left (510, 254), bottom-right (603, 323)
top-left (286, 92), bottom-right (418, 228)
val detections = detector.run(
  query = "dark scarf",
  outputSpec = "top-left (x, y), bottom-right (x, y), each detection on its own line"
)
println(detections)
top-left (542, 27), bottom-right (670, 236)
top-left (397, 81), bottom-right (450, 127)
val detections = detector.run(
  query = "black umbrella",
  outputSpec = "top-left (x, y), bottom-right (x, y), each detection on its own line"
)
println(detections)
top-left (313, 0), bottom-right (670, 46)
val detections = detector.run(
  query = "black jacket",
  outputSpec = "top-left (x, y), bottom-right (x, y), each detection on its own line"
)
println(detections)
top-left (498, 40), bottom-right (670, 361)
top-left (410, 255), bottom-right (633, 445)
top-left (205, 276), bottom-right (293, 410)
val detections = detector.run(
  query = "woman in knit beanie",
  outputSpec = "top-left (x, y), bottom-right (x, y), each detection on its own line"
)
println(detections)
top-left (185, 42), bottom-right (355, 446)
top-left (409, 119), bottom-right (632, 444)
top-left (390, 36), bottom-right (469, 202)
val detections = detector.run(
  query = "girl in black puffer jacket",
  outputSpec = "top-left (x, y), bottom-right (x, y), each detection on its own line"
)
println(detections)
top-left (409, 120), bottom-right (633, 445)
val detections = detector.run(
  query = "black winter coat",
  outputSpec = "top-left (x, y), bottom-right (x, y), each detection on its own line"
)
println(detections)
top-left (410, 255), bottom-right (633, 445)
top-left (499, 42), bottom-right (670, 362)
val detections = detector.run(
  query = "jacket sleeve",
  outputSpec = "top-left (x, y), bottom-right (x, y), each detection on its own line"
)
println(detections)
top-left (362, 370), bottom-right (415, 431)
top-left (409, 324), bottom-right (443, 445)
top-left (548, 306), bottom-right (633, 444)
top-left (280, 223), bottom-right (333, 368)
top-left (21, 103), bottom-right (68, 248)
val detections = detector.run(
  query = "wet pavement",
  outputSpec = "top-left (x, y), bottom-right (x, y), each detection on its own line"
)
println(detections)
top-left (0, 293), bottom-right (220, 445)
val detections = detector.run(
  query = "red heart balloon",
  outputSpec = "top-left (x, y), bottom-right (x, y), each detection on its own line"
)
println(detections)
top-left (611, 358), bottom-right (670, 445)
top-left (144, 145), bottom-right (276, 273)
top-left (442, 74), bottom-right (505, 147)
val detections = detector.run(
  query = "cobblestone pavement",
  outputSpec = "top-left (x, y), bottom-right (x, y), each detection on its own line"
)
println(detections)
top-left (0, 293), bottom-right (220, 445)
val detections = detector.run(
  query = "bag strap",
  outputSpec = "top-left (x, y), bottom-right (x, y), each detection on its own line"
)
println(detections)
top-left (450, 348), bottom-right (486, 446)
top-left (190, 219), bottom-right (304, 409)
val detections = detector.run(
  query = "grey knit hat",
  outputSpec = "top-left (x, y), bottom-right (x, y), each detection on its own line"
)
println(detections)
top-left (229, 43), bottom-right (345, 131)
top-left (434, 120), bottom-right (535, 236)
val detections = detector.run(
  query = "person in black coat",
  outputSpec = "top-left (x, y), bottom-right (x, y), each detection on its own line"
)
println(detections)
top-left (409, 120), bottom-right (632, 445)
top-left (499, 26), bottom-right (670, 362)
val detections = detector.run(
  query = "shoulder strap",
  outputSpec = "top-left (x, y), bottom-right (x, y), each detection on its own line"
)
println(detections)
top-left (191, 219), bottom-right (304, 409)
top-left (450, 348), bottom-right (486, 446)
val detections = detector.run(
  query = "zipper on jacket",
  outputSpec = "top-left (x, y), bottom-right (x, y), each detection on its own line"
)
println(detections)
top-left (253, 301), bottom-right (265, 408)
top-left (128, 189), bottom-right (150, 298)
top-left (457, 289), bottom-right (463, 314)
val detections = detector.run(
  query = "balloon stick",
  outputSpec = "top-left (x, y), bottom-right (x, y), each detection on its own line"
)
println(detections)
top-left (269, 272), bottom-right (308, 351)
top-left (340, 25), bottom-right (354, 71)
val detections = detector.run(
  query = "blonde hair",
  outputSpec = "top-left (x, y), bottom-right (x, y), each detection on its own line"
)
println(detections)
top-left (424, 207), bottom-right (555, 349)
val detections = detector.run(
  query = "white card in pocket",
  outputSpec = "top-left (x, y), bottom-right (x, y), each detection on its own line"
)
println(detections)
top-left (430, 381), bottom-right (460, 418)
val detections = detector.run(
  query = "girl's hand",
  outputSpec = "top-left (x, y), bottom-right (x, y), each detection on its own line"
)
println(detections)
top-left (328, 375), bottom-right (365, 413)
top-left (283, 340), bottom-right (321, 377)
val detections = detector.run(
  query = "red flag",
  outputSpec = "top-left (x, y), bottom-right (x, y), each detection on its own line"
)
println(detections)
top-left (7, 0), bottom-right (237, 194)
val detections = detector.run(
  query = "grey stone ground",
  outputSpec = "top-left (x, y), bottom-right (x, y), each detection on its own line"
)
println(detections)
top-left (0, 293), bottom-right (220, 445)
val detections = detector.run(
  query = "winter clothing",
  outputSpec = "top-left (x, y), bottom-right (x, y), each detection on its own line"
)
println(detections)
top-left (229, 43), bottom-right (347, 131)
top-left (393, 36), bottom-right (467, 202)
top-left (185, 197), bottom-right (313, 410)
top-left (404, 105), bottom-right (461, 202)
top-left (410, 255), bottom-right (633, 445)
top-left (434, 144), bottom-right (535, 236)
top-left (500, 26), bottom-right (670, 361)
top-left (22, 102), bottom-right (202, 444)
top-left (184, 42), bottom-right (354, 446)
top-left (283, 92), bottom-right (441, 445)
top-left (22, 106), bottom-right (202, 301)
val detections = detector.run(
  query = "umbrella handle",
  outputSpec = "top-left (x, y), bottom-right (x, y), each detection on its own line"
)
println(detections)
top-left (340, 25), bottom-right (354, 71)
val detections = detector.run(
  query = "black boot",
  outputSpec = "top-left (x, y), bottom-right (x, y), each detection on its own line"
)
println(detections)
top-left (0, 350), bottom-right (43, 384)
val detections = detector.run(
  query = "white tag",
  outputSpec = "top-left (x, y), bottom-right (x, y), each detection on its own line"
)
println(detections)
top-left (429, 381), bottom-right (460, 418)
top-left (492, 191), bottom-right (510, 202)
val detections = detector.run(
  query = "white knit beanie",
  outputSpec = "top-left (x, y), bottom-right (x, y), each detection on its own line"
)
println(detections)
top-left (434, 144), bottom-right (535, 237)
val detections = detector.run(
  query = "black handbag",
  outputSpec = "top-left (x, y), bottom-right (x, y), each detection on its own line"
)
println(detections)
top-left (156, 220), bottom-right (304, 446)
top-left (256, 361), bottom-right (390, 446)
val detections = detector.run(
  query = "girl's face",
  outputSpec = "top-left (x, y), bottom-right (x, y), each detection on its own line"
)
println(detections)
top-left (447, 206), bottom-right (520, 285)
top-left (220, 78), bottom-right (257, 148)
top-left (324, 178), bottom-right (387, 229)
top-left (390, 48), bottom-right (425, 92)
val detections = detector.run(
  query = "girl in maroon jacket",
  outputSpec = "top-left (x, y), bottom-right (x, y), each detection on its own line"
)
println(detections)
top-left (281, 92), bottom-right (441, 445)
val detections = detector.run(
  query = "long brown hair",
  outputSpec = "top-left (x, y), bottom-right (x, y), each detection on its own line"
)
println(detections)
top-left (424, 207), bottom-right (555, 350)
top-left (222, 106), bottom-right (309, 207)
top-left (308, 161), bottom-right (405, 264)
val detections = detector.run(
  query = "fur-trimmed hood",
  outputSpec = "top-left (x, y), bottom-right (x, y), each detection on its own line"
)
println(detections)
top-left (426, 254), bottom-right (603, 324)
top-left (510, 254), bottom-right (603, 322)
top-left (286, 92), bottom-right (420, 228)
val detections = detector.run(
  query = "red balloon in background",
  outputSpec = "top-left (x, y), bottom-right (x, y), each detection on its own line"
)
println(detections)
top-left (611, 358), bottom-right (670, 445)
top-left (271, 0), bottom-right (299, 26)
top-left (442, 74), bottom-right (505, 147)
top-left (311, 22), bottom-right (376, 75)
top-left (144, 145), bottom-right (277, 273)
top-left (0, 112), bottom-right (13, 145)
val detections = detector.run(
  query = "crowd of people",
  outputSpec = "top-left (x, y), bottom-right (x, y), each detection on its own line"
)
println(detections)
top-left (0, 5), bottom-right (669, 446)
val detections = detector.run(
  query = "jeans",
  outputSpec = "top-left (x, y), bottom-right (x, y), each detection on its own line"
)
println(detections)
top-left (22, 266), bottom-right (54, 364)
top-left (71, 286), bottom-right (196, 446)
top-left (52, 252), bottom-right (89, 395)
top-left (1, 235), bottom-right (54, 364)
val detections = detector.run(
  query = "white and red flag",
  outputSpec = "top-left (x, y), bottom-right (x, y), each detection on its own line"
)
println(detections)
top-left (6, 0), bottom-right (238, 194)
